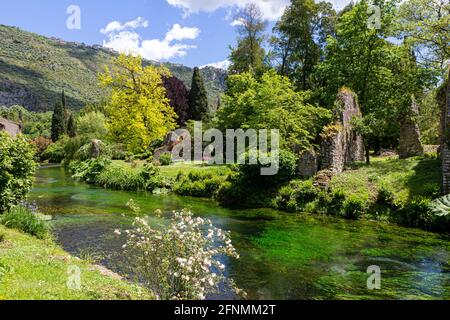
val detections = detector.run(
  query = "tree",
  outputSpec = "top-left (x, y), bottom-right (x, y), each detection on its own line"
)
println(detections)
top-left (67, 113), bottom-right (76, 138)
top-left (163, 76), bottom-right (191, 126)
top-left (0, 132), bottom-right (36, 213)
top-left (229, 3), bottom-right (267, 75)
top-left (217, 70), bottom-right (331, 152)
top-left (76, 111), bottom-right (108, 138)
top-left (188, 67), bottom-right (209, 121)
top-left (99, 54), bottom-right (177, 153)
top-left (51, 101), bottom-right (66, 142)
top-left (397, 0), bottom-right (450, 72)
top-left (271, 0), bottom-right (336, 90)
top-left (313, 0), bottom-right (429, 154)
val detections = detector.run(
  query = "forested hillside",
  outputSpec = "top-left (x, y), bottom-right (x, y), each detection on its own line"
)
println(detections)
top-left (0, 24), bottom-right (226, 111)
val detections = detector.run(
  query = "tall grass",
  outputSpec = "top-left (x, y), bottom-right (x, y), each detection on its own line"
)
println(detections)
top-left (0, 206), bottom-right (51, 239)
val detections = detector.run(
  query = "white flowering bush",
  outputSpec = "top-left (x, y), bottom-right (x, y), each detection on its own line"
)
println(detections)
top-left (115, 209), bottom-right (242, 300)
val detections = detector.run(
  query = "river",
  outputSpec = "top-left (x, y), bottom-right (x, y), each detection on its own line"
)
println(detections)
top-left (28, 166), bottom-right (450, 300)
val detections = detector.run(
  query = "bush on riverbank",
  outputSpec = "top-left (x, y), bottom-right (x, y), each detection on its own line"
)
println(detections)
top-left (0, 205), bottom-right (51, 239)
top-left (271, 155), bottom-right (448, 232)
top-left (217, 151), bottom-right (298, 208)
top-left (174, 169), bottom-right (230, 198)
top-left (69, 158), bottom-right (172, 192)
top-left (0, 132), bottom-right (37, 214)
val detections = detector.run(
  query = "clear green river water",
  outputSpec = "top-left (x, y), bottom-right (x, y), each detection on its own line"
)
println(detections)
top-left (29, 166), bottom-right (450, 300)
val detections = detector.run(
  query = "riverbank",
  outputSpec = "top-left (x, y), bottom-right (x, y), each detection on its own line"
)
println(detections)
top-left (0, 225), bottom-right (153, 300)
top-left (66, 154), bottom-right (449, 233)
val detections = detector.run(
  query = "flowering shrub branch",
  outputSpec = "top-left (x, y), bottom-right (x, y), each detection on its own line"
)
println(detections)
top-left (115, 209), bottom-right (243, 300)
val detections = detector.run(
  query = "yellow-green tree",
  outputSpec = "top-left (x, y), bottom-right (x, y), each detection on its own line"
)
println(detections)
top-left (99, 54), bottom-right (177, 153)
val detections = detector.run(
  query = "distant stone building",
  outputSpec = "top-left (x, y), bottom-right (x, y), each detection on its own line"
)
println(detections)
top-left (0, 117), bottom-right (21, 137)
top-left (398, 97), bottom-right (424, 158)
top-left (319, 88), bottom-right (365, 173)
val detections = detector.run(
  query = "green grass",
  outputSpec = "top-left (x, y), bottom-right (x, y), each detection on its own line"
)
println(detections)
top-left (0, 206), bottom-right (51, 239)
top-left (0, 225), bottom-right (153, 300)
top-left (330, 155), bottom-right (441, 205)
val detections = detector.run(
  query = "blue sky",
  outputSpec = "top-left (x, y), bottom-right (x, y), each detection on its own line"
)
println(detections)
top-left (0, 0), bottom-right (351, 68)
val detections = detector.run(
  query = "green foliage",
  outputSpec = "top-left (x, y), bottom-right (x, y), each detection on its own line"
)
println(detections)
top-left (0, 132), bottom-right (36, 213)
top-left (0, 205), bottom-right (50, 239)
top-left (99, 54), bottom-right (177, 153)
top-left (398, 196), bottom-right (434, 230)
top-left (67, 113), bottom-right (76, 138)
top-left (218, 70), bottom-right (331, 152)
top-left (0, 105), bottom-right (52, 138)
top-left (273, 180), bottom-right (320, 212)
top-left (217, 150), bottom-right (298, 208)
top-left (229, 4), bottom-right (267, 75)
top-left (271, 0), bottom-right (336, 90)
top-left (70, 159), bottom-right (170, 192)
top-left (51, 101), bottom-right (66, 142)
top-left (342, 195), bottom-right (368, 220)
top-left (428, 195), bottom-right (450, 233)
top-left (159, 153), bottom-right (173, 166)
top-left (189, 67), bottom-right (209, 120)
top-left (76, 111), bottom-right (108, 138)
top-left (174, 170), bottom-right (228, 198)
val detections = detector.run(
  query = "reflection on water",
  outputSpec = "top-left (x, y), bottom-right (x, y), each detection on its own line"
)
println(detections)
top-left (29, 167), bottom-right (450, 300)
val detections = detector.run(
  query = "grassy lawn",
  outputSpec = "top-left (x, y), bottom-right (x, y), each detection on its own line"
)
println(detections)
top-left (330, 155), bottom-right (441, 204)
top-left (112, 160), bottom-right (231, 179)
top-left (0, 225), bottom-right (152, 300)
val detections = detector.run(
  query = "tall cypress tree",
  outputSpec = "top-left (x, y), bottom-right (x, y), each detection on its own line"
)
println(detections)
top-left (61, 89), bottom-right (69, 131)
top-left (67, 113), bottom-right (76, 138)
top-left (189, 67), bottom-right (209, 121)
top-left (51, 101), bottom-right (66, 142)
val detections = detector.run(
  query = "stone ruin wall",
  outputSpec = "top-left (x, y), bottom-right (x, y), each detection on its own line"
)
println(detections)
top-left (442, 69), bottom-right (450, 194)
top-left (398, 98), bottom-right (424, 159)
top-left (319, 89), bottom-right (366, 174)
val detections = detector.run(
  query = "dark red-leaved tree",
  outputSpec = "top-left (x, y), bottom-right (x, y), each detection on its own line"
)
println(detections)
top-left (163, 76), bottom-right (191, 126)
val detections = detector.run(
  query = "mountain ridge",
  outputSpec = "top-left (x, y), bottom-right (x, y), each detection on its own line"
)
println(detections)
top-left (0, 24), bottom-right (227, 112)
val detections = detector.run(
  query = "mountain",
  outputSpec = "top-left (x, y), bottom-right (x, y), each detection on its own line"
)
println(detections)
top-left (0, 25), bottom-right (227, 112)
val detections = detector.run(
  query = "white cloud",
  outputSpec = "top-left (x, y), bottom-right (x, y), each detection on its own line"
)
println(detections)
top-left (101, 18), bottom-right (200, 61)
top-left (100, 17), bottom-right (149, 34)
top-left (165, 24), bottom-right (200, 42)
top-left (166, 0), bottom-right (290, 21)
top-left (167, 0), bottom-right (355, 20)
top-left (200, 60), bottom-right (231, 70)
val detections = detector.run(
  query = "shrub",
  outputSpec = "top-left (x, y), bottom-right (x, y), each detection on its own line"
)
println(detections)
top-left (174, 170), bottom-right (227, 198)
top-left (0, 205), bottom-right (50, 239)
top-left (398, 196), bottom-right (434, 230)
top-left (74, 140), bottom-right (111, 161)
top-left (274, 180), bottom-right (320, 212)
top-left (30, 136), bottom-right (52, 159)
top-left (117, 210), bottom-right (241, 300)
top-left (41, 136), bottom-right (67, 163)
top-left (0, 132), bottom-right (37, 213)
top-left (159, 153), bottom-right (173, 166)
top-left (217, 150), bottom-right (298, 208)
top-left (342, 195), bottom-right (368, 220)
top-left (377, 185), bottom-right (397, 209)
top-left (326, 189), bottom-right (346, 216)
